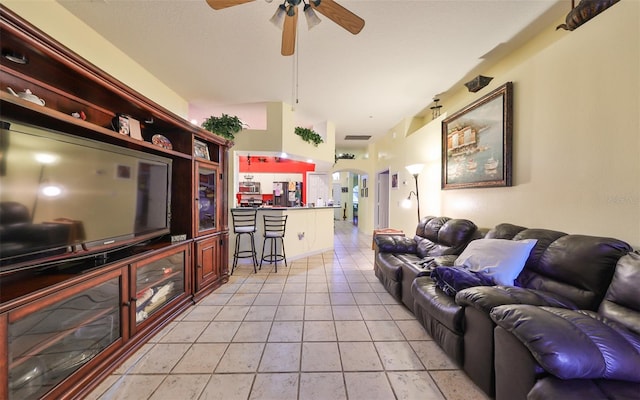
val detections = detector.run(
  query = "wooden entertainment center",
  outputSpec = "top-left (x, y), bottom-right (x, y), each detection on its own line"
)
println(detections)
top-left (0, 6), bottom-right (229, 399)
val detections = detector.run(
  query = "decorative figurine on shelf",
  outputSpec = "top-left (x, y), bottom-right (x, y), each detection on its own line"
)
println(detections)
top-left (6, 87), bottom-right (45, 106)
top-left (71, 111), bottom-right (87, 120)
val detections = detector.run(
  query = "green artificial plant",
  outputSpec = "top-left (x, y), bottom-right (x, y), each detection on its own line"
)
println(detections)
top-left (294, 127), bottom-right (324, 147)
top-left (201, 114), bottom-right (245, 140)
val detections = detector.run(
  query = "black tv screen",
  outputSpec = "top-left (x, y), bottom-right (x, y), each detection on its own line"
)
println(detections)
top-left (0, 120), bottom-right (172, 270)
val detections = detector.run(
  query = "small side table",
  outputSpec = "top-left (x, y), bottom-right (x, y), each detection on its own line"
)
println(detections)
top-left (372, 228), bottom-right (404, 250)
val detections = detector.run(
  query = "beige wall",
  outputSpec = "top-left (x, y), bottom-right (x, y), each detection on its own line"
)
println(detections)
top-left (6, 1), bottom-right (638, 248)
top-left (372, 2), bottom-right (640, 248)
top-left (2, 0), bottom-right (189, 118)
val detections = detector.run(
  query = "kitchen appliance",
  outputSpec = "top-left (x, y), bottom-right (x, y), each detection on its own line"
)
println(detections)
top-left (273, 181), bottom-right (302, 207)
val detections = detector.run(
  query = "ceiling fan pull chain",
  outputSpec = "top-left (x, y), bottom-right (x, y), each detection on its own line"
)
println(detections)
top-left (295, 37), bottom-right (300, 104)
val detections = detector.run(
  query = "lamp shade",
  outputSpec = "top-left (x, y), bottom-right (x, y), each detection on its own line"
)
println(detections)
top-left (303, 4), bottom-right (321, 29)
top-left (270, 4), bottom-right (287, 28)
top-left (405, 164), bottom-right (424, 175)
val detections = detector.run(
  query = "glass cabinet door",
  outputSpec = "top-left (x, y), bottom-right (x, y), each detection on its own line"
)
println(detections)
top-left (134, 249), bottom-right (186, 326)
top-left (8, 276), bottom-right (121, 400)
top-left (196, 163), bottom-right (218, 233)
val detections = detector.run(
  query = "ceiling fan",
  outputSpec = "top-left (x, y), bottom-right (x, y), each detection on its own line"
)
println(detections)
top-left (205, 0), bottom-right (365, 56)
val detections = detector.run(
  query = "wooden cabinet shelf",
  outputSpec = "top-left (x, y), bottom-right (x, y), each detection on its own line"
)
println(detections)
top-left (0, 92), bottom-right (192, 161)
top-left (0, 6), bottom-right (229, 399)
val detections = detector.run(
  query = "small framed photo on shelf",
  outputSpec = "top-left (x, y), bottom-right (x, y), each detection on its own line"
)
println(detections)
top-left (112, 114), bottom-right (131, 136)
top-left (194, 139), bottom-right (210, 160)
top-left (128, 117), bottom-right (143, 141)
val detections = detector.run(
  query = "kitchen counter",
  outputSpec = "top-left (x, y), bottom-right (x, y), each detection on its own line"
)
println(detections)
top-left (232, 206), bottom-right (340, 211)
top-left (230, 206), bottom-right (336, 264)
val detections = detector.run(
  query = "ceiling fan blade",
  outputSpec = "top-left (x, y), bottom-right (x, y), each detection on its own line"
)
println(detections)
top-left (311, 0), bottom-right (364, 35)
top-left (281, 8), bottom-right (298, 56)
top-left (205, 0), bottom-right (255, 10)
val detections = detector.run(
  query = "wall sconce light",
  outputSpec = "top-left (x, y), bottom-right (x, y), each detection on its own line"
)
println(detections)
top-left (404, 163), bottom-right (424, 221)
top-left (464, 75), bottom-right (493, 93)
top-left (430, 97), bottom-right (442, 119)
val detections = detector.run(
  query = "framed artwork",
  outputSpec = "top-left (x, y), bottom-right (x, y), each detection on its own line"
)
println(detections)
top-left (442, 82), bottom-right (513, 190)
top-left (360, 188), bottom-right (364, 197)
top-left (116, 164), bottom-right (131, 179)
top-left (194, 139), bottom-right (210, 160)
top-left (391, 173), bottom-right (398, 189)
top-left (362, 178), bottom-right (367, 188)
top-left (365, 187), bottom-right (369, 197)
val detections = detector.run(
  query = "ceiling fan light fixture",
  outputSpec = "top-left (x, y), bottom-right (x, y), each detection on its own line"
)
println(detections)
top-left (270, 3), bottom-right (287, 28)
top-left (303, 3), bottom-right (321, 29)
top-left (286, 4), bottom-right (296, 16)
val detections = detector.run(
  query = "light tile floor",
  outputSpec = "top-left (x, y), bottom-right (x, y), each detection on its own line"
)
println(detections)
top-left (87, 221), bottom-right (489, 400)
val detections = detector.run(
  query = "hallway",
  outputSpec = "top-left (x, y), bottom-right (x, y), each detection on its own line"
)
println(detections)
top-left (87, 221), bottom-right (488, 400)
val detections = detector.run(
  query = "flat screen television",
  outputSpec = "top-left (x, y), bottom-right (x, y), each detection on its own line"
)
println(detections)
top-left (0, 120), bottom-right (172, 272)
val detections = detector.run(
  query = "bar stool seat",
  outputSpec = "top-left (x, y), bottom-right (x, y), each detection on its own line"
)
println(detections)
top-left (231, 209), bottom-right (258, 274)
top-left (260, 214), bottom-right (288, 273)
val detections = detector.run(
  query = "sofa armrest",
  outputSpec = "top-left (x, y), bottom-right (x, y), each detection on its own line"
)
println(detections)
top-left (374, 235), bottom-right (417, 254)
top-left (491, 304), bottom-right (640, 381)
top-left (455, 285), bottom-right (578, 313)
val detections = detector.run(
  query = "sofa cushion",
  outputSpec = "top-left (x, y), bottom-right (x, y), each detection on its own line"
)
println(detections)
top-left (412, 276), bottom-right (464, 334)
top-left (599, 251), bottom-right (640, 334)
top-left (416, 216), bottom-right (449, 243)
top-left (528, 376), bottom-right (640, 400)
top-left (453, 238), bottom-right (537, 285)
top-left (491, 305), bottom-right (640, 381)
top-left (375, 252), bottom-right (423, 287)
top-left (414, 217), bottom-right (479, 258)
top-left (375, 235), bottom-right (417, 254)
top-left (484, 223), bottom-right (527, 240)
top-left (516, 234), bottom-right (632, 310)
top-left (456, 285), bottom-right (578, 313)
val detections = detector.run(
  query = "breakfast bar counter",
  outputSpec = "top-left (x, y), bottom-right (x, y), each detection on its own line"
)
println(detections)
top-left (230, 206), bottom-right (337, 264)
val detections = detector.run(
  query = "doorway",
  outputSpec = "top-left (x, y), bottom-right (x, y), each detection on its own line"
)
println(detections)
top-left (376, 170), bottom-right (390, 228)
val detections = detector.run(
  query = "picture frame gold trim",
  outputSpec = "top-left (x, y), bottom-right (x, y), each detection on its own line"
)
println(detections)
top-left (442, 82), bottom-right (513, 190)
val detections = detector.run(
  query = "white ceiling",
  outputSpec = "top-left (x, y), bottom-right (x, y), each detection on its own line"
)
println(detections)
top-left (58, 0), bottom-right (563, 149)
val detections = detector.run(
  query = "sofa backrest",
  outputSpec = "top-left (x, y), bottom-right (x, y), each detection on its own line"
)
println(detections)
top-left (517, 233), bottom-right (631, 310)
top-left (484, 223), bottom-right (527, 240)
top-left (598, 251), bottom-right (640, 335)
top-left (486, 223), bottom-right (632, 310)
top-left (0, 201), bottom-right (31, 226)
top-left (414, 216), bottom-right (480, 258)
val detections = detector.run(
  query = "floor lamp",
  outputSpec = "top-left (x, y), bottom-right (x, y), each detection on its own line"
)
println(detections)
top-left (405, 163), bottom-right (424, 222)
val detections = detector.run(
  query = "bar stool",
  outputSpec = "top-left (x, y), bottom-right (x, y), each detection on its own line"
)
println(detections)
top-left (260, 214), bottom-right (288, 273)
top-left (231, 209), bottom-right (258, 274)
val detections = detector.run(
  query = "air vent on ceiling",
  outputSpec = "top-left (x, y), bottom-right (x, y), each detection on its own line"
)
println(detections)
top-left (344, 135), bottom-right (371, 141)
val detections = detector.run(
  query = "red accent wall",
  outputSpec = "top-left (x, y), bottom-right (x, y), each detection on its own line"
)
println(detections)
top-left (238, 156), bottom-right (316, 204)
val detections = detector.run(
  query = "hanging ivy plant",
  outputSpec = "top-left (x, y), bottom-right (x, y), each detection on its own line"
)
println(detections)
top-left (201, 114), bottom-right (245, 140)
top-left (295, 127), bottom-right (324, 147)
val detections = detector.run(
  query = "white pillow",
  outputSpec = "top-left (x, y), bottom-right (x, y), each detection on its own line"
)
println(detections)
top-left (453, 238), bottom-right (538, 286)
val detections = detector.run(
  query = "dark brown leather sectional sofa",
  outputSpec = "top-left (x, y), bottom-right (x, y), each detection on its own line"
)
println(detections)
top-left (373, 217), bottom-right (638, 400)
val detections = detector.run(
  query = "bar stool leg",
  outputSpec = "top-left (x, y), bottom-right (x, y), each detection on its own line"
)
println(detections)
top-left (259, 237), bottom-right (267, 271)
top-left (280, 237), bottom-right (287, 268)
top-left (250, 232), bottom-right (258, 272)
top-left (232, 232), bottom-right (258, 275)
top-left (272, 237), bottom-right (278, 273)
